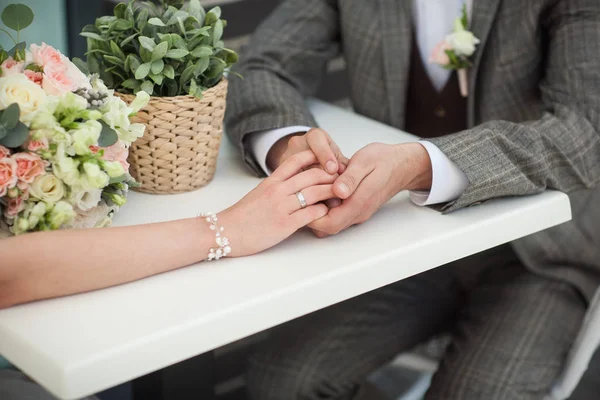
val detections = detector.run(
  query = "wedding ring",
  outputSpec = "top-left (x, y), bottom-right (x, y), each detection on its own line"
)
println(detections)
top-left (295, 192), bottom-right (308, 209)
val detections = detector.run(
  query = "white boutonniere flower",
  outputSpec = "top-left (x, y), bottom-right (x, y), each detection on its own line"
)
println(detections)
top-left (429, 5), bottom-right (480, 97)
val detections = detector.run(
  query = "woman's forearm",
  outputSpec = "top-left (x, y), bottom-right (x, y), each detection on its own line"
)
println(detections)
top-left (0, 218), bottom-right (211, 308)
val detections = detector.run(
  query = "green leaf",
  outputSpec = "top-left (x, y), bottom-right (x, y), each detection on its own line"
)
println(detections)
top-left (0, 125), bottom-right (7, 140)
top-left (114, 3), bottom-right (127, 19)
top-left (0, 50), bottom-right (8, 65)
top-left (166, 80), bottom-right (178, 96)
top-left (206, 58), bottom-right (227, 79)
top-left (165, 48), bottom-right (189, 59)
top-left (0, 103), bottom-right (19, 130)
top-left (140, 47), bottom-right (153, 63)
top-left (180, 65), bottom-right (195, 86)
top-left (80, 32), bottom-right (106, 41)
top-left (204, 7), bottom-right (221, 25)
top-left (189, 79), bottom-right (199, 97)
top-left (127, 54), bottom-right (141, 73)
top-left (103, 55), bottom-right (124, 66)
top-left (212, 20), bottom-right (223, 44)
top-left (149, 73), bottom-right (164, 85)
top-left (138, 36), bottom-right (156, 52)
top-left (152, 41), bottom-right (169, 61)
top-left (148, 17), bottom-right (166, 27)
top-left (190, 45), bottom-right (213, 58)
top-left (7, 41), bottom-right (25, 57)
top-left (136, 8), bottom-right (149, 31)
top-left (1, 4), bottom-right (34, 32)
top-left (194, 57), bottom-right (210, 75)
top-left (98, 121), bottom-right (118, 147)
top-left (109, 18), bottom-right (133, 32)
top-left (109, 174), bottom-right (128, 184)
top-left (72, 57), bottom-right (90, 75)
top-left (217, 48), bottom-right (238, 64)
top-left (110, 40), bottom-right (125, 59)
top-left (187, 0), bottom-right (205, 24)
top-left (120, 32), bottom-right (139, 47)
top-left (167, 11), bottom-right (189, 26)
top-left (121, 78), bottom-right (141, 91)
top-left (163, 64), bottom-right (175, 79)
top-left (135, 62), bottom-right (151, 80)
top-left (0, 122), bottom-right (29, 148)
top-left (151, 59), bottom-right (164, 74)
top-left (140, 80), bottom-right (154, 95)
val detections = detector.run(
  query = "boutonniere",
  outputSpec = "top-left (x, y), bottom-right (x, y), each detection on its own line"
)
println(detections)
top-left (430, 6), bottom-right (480, 97)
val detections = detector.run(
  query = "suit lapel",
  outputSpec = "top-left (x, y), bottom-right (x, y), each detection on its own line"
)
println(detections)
top-left (379, 0), bottom-right (413, 128)
top-left (467, 0), bottom-right (503, 127)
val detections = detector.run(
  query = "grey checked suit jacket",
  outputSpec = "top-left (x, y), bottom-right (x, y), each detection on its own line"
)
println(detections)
top-left (224, 0), bottom-right (600, 303)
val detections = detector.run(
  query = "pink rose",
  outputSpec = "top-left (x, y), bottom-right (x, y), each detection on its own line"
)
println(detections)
top-left (5, 195), bottom-right (25, 218)
top-left (27, 138), bottom-right (49, 152)
top-left (430, 40), bottom-right (453, 66)
top-left (24, 70), bottom-right (43, 86)
top-left (1, 57), bottom-right (24, 76)
top-left (0, 145), bottom-right (11, 159)
top-left (30, 43), bottom-right (65, 72)
top-left (0, 157), bottom-right (17, 197)
top-left (13, 152), bottom-right (46, 184)
top-left (101, 141), bottom-right (130, 171)
top-left (42, 66), bottom-right (78, 96)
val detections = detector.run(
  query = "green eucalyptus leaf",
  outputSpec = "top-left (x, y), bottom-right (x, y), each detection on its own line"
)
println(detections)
top-left (190, 45), bottom-right (213, 58)
top-left (0, 122), bottom-right (28, 148)
top-left (212, 20), bottom-right (223, 44)
top-left (0, 103), bottom-right (20, 130)
top-left (0, 125), bottom-right (7, 140)
top-left (163, 64), bottom-right (175, 79)
top-left (148, 17), bottom-right (166, 27)
top-left (165, 48), bottom-right (189, 59)
top-left (80, 32), bottom-right (106, 41)
top-left (140, 80), bottom-right (154, 95)
top-left (138, 36), bottom-right (156, 52)
top-left (152, 41), bottom-right (169, 61)
top-left (1, 4), bottom-right (34, 32)
top-left (135, 62), bottom-right (151, 80)
top-left (151, 59), bottom-right (164, 74)
top-left (98, 121), bottom-right (118, 147)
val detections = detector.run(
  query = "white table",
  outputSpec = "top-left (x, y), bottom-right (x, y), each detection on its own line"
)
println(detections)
top-left (0, 100), bottom-right (572, 400)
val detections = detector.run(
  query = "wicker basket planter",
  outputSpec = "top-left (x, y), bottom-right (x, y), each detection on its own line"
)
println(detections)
top-left (116, 79), bottom-right (228, 194)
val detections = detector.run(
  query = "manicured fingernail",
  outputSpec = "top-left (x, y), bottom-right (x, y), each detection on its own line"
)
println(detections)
top-left (326, 161), bottom-right (337, 173)
top-left (338, 183), bottom-right (349, 195)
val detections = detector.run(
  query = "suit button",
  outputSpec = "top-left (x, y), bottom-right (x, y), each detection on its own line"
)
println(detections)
top-left (434, 106), bottom-right (447, 118)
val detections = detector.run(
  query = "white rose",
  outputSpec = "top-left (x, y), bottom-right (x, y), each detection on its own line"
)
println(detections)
top-left (70, 120), bottom-right (102, 155)
top-left (81, 162), bottom-right (109, 189)
top-left (29, 173), bottom-right (66, 203)
top-left (69, 188), bottom-right (102, 211)
top-left (0, 74), bottom-right (47, 124)
top-left (446, 31), bottom-right (480, 57)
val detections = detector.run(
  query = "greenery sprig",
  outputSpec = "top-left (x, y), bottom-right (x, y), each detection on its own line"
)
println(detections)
top-left (75, 0), bottom-right (238, 98)
top-left (0, 3), bottom-right (34, 64)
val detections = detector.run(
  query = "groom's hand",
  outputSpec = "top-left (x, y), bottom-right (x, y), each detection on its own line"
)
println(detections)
top-left (266, 128), bottom-right (349, 174)
top-left (309, 143), bottom-right (433, 237)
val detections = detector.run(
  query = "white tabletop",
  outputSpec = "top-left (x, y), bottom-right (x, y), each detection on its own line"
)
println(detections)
top-left (0, 100), bottom-right (571, 400)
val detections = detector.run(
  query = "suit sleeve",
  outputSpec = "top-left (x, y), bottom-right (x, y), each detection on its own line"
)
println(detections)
top-left (224, 0), bottom-right (341, 176)
top-left (428, 0), bottom-right (600, 212)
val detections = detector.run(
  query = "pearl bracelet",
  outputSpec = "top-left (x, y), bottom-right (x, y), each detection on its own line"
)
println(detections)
top-left (199, 212), bottom-right (231, 261)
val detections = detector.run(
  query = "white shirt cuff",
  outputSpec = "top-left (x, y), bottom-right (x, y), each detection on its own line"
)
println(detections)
top-left (249, 126), bottom-right (312, 175)
top-left (409, 141), bottom-right (469, 206)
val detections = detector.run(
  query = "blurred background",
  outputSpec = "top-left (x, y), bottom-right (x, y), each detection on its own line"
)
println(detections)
top-left (0, 1), bottom-right (598, 399)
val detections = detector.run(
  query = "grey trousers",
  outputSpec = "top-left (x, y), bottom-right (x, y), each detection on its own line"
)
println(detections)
top-left (0, 369), bottom-right (98, 400)
top-left (246, 245), bottom-right (587, 400)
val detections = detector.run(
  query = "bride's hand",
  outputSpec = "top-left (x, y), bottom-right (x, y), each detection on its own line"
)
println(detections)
top-left (219, 151), bottom-right (337, 257)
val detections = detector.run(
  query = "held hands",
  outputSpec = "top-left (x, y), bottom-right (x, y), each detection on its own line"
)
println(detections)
top-left (218, 151), bottom-right (337, 257)
top-left (265, 129), bottom-right (433, 238)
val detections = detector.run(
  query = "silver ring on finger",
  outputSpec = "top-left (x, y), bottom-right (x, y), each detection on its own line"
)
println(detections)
top-left (295, 191), bottom-right (308, 209)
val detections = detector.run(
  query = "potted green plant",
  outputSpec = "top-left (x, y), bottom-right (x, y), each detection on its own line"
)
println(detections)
top-left (75, 0), bottom-right (238, 194)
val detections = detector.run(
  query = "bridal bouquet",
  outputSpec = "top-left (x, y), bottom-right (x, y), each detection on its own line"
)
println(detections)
top-left (0, 4), bottom-right (149, 235)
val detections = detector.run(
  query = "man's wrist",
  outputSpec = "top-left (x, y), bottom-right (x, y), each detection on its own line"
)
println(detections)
top-left (395, 143), bottom-right (433, 191)
top-left (266, 132), bottom-right (304, 171)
